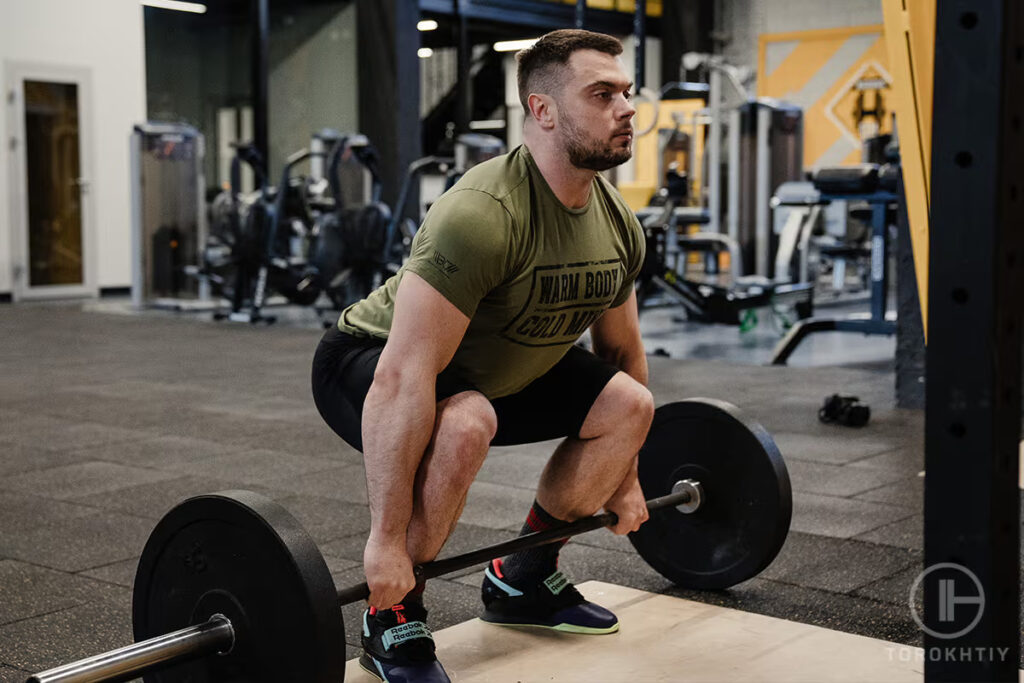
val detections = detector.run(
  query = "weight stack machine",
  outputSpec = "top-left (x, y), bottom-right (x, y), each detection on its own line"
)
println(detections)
top-left (130, 122), bottom-right (208, 310)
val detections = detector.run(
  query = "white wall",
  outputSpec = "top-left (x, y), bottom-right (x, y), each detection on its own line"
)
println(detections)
top-left (721, 0), bottom-right (883, 72)
top-left (0, 0), bottom-right (146, 295)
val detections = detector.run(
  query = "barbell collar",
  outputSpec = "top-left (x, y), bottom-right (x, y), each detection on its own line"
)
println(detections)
top-left (26, 614), bottom-right (234, 683)
top-left (336, 484), bottom-right (697, 606)
top-left (672, 479), bottom-right (704, 514)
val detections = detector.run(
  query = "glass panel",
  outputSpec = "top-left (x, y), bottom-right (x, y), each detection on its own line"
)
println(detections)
top-left (144, 0), bottom-right (253, 193)
top-left (24, 80), bottom-right (83, 287)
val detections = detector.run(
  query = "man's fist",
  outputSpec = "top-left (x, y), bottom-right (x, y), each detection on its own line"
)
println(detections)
top-left (363, 536), bottom-right (416, 609)
top-left (603, 476), bottom-right (649, 535)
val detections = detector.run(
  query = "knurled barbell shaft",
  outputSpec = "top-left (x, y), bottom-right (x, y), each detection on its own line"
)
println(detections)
top-left (335, 484), bottom-right (695, 605)
top-left (26, 615), bottom-right (234, 683)
top-left (26, 484), bottom-right (696, 683)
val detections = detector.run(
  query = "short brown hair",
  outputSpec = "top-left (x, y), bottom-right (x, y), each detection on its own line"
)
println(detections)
top-left (515, 29), bottom-right (623, 111)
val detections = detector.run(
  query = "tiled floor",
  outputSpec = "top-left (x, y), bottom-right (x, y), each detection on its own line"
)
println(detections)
top-left (0, 298), bottom-right (1017, 681)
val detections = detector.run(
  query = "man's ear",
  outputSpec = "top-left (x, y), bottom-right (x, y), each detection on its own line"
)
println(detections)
top-left (527, 93), bottom-right (557, 131)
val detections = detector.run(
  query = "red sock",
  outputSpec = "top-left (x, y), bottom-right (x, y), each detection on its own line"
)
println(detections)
top-left (501, 500), bottom-right (568, 581)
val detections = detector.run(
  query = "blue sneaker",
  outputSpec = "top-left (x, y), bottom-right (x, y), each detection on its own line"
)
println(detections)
top-left (358, 602), bottom-right (451, 683)
top-left (480, 559), bottom-right (619, 634)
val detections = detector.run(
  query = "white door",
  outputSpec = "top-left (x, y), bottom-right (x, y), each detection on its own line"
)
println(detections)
top-left (7, 64), bottom-right (96, 300)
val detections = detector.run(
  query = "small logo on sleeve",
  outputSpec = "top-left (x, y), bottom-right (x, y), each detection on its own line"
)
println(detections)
top-left (432, 250), bottom-right (460, 276)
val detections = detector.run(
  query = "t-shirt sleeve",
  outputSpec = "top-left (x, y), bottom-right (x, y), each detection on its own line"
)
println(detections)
top-left (609, 210), bottom-right (646, 308)
top-left (403, 189), bottom-right (513, 318)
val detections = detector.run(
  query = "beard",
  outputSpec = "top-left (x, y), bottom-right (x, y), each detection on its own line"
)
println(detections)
top-left (560, 109), bottom-right (633, 172)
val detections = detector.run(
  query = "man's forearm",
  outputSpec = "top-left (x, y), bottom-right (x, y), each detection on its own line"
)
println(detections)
top-left (615, 453), bottom-right (640, 488)
top-left (618, 350), bottom-right (648, 387)
top-left (361, 370), bottom-right (437, 542)
top-left (598, 340), bottom-right (647, 492)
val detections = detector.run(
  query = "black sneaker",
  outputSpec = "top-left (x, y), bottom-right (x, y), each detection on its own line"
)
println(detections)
top-left (480, 558), bottom-right (619, 634)
top-left (358, 601), bottom-right (451, 683)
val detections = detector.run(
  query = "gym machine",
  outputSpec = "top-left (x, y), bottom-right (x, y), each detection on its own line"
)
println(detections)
top-left (195, 133), bottom-right (395, 325)
top-left (770, 164), bottom-right (901, 364)
top-left (385, 133), bottom-right (507, 260)
top-left (130, 122), bottom-right (209, 311)
top-left (632, 54), bottom-right (813, 329)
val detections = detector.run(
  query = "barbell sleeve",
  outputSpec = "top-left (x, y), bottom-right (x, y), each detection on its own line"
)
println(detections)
top-left (26, 615), bottom-right (234, 683)
top-left (335, 484), bottom-right (694, 606)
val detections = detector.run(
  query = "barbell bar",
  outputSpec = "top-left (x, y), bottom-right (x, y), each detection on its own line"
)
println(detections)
top-left (26, 618), bottom-right (235, 683)
top-left (27, 398), bottom-right (792, 683)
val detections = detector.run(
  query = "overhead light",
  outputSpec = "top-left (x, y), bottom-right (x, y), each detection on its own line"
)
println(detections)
top-left (417, 19), bottom-right (438, 31)
top-left (141, 0), bottom-right (207, 13)
top-left (469, 120), bottom-right (505, 131)
top-left (418, 47), bottom-right (434, 59)
top-left (142, 0), bottom-right (207, 13)
top-left (494, 38), bottom-right (538, 53)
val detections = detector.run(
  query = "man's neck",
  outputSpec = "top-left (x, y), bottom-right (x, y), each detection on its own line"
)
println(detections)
top-left (522, 134), bottom-right (596, 209)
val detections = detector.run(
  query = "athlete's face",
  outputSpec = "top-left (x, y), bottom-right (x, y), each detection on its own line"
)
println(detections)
top-left (555, 50), bottom-right (636, 172)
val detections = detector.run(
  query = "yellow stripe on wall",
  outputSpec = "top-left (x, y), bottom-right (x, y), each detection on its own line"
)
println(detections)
top-left (759, 36), bottom-right (848, 98)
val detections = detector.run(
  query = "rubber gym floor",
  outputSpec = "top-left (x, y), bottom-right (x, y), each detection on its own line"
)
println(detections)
top-left (0, 299), bottom-right (1020, 681)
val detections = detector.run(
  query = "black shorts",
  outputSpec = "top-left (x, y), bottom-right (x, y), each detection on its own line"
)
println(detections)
top-left (311, 326), bottom-right (619, 452)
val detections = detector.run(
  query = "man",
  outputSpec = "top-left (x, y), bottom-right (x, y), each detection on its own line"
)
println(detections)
top-left (312, 29), bottom-right (653, 683)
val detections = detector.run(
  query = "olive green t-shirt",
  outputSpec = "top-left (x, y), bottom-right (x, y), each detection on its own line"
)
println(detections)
top-left (337, 144), bottom-right (645, 399)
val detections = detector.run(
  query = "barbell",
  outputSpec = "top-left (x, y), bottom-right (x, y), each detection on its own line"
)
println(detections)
top-left (26, 398), bottom-right (792, 683)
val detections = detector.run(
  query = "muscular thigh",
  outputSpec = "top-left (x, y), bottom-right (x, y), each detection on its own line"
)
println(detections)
top-left (490, 345), bottom-right (620, 446)
top-left (311, 327), bottom-right (477, 452)
top-left (313, 329), bottom-right (620, 450)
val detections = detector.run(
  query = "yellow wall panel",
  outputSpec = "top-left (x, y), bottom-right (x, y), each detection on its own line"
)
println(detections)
top-left (556, 0), bottom-right (662, 17)
top-left (841, 147), bottom-right (862, 166)
top-left (758, 26), bottom-right (890, 169)
top-left (803, 35), bottom-right (891, 168)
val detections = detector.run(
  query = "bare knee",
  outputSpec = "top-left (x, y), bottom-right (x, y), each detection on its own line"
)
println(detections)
top-left (582, 373), bottom-right (655, 442)
top-left (435, 391), bottom-right (496, 483)
top-left (619, 379), bottom-right (655, 437)
top-left (439, 390), bottom-right (498, 444)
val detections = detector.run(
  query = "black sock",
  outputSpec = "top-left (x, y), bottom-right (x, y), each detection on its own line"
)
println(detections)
top-left (500, 500), bottom-right (568, 582)
top-left (403, 581), bottom-right (425, 602)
